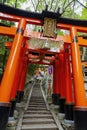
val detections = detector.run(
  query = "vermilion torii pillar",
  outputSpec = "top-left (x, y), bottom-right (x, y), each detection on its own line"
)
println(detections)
top-left (58, 52), bottom-right (66, 114)
top-left (70, 27), bottom-right (87, 130)
top-left (0, 19), bottom-right (26, 130)
top-left (10, 48), bottom-right (26, 118)
top-left (52, 54), bottom-right (60, 105)
top-left (17, 57), bottom-right (28, 103)
top-left (64, 44), bottom-right (74, 123)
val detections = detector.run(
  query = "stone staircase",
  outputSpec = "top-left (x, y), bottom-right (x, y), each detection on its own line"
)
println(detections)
top-left (21, 82), bottom-right (58, 130)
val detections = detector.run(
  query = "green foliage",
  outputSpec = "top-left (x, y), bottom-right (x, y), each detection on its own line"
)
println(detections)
top-left (28, 64), bottom-right (39, 77)
top-left (79, 2), bottom-right (87, 60)
top-left (0, 20), bottom-right (15, 26)
top-left (0, 19), bottom-right (14, 56)
top-left (0, 20), bottom-right (14, 76)
top-left (63, 9), bottom-right (80, 19)
top-left (57, 29), bottom-right (64, 36)
top-left (80, 3), bottom-right (87, 20)
top-left (2, 0), bottom-right (26, 8)
top-left (0, 35), bottom-right (12, 74)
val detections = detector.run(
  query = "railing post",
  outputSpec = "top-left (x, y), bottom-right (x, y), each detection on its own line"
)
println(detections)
top-left (70, 27), bottom-right (87, 130)
top-left (0, 18), bottom-right (26, 130)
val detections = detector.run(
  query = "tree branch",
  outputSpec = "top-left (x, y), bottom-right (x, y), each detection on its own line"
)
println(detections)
top-left (44, 0), bottom-right (47, 5)
top-left (61, 0), bottom-right (74, 16)
top-left (54, 0), bottom-right (59, 12)
top-left (62, 0), bottom-right (67, 8)
top-left (76, 0), bottom-right (87, 9)
top-left (15, 0), bottom-right (17, 8)
top-left (50, 0), bottom-right (54, 10)
top-left (72, 0), bottom-right (75, 18)
top-left (35, 0), bottom-right (40, 12)
top-left (30, 0), bottom-right (36, 11)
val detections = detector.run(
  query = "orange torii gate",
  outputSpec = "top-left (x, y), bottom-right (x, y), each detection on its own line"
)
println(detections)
top-left (0, 3), bottom-right (87, 130)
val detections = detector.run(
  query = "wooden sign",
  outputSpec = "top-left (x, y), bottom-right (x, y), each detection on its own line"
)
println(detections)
top-left (43, 17), bottom-right (57, 38)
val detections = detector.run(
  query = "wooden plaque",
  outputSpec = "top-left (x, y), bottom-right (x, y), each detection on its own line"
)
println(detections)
top-left (43, 17), bottom-right (57, 38)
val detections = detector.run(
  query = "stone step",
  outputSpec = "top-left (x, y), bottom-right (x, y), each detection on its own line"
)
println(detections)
top-left (28, 106), bottom-right (46, 109)
top-left (29, 102), bottom-right (45, 104)
top-left (29, 103), bottom-right (45, 105)
top-left (29, 98), bottom-right (43, 100)
top-left (30, 97), bottom-right (44, 99)
top-left (28, 104), bottom-right (46, 106)
top-left (25, 110), bottom-right (50, 114)
top-left (27, 107), bottom-right (47, 110)
top-left (31, 96), bottom-right (43, 97)
top-left (30, 97), bottom-right (43, 98)
top-left (30, 101), bottom-right (45, 103)
top-left (29, 100), bottom-right (44, 102)
top-left (31, 95), bottom-right (43, 96)
top-left (22, 118), bottom-right (54, 124)
top-left (22, 123), bottom-right (57, 130)
top-left (23, 114), bottom-right (52, 118)
top-left (30, 99), bottom-right (44, 101)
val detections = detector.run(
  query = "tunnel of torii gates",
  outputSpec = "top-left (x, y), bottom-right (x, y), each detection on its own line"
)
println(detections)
top-left (1, 3), bottom-right (87, 130)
